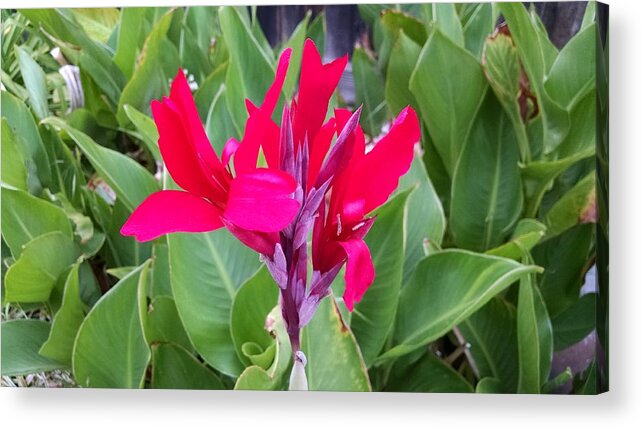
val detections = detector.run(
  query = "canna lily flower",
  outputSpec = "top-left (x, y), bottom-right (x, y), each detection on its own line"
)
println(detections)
top-left (312, 106), bottom-right (421, 311)
top-left (120, 70), bottom-right (300, 252)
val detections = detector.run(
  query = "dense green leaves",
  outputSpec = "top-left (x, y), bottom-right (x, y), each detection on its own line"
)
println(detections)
top-left (385, 352), bottom-right (473, 393)
top-left (352, 47), bottom-right (387, 136)
top-left (152, 344), bottom-right (224, 389)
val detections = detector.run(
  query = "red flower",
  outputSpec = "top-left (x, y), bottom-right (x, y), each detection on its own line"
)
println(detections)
top-left (312, 106), bottom-right (421, 311)
top-left (120, 70), bottom-right (300, 253)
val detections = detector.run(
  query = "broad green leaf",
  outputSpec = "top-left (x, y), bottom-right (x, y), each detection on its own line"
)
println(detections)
top-left (398, 154), bottom-right (446, 283)
top-left (72, 8), bottom-right (120, 43)
top-left (43, 117), bottom-right (159, 213)
top-left (205, 85), bottom-right (241, 155)
top-left (544, 23), bottom-right (596, 110)
top-left (116, 11), bottom-right (179, 126)
top-left (555, 88), bottom-right (596, 158)
top-left (281, 13), bottom-right (309, 99)
top-left (4, 232), bottom-right (80, 303)
top-left (39, 264), bottom-right (86, 363)
top-left (486, 219), bottom-right (547, 261)
top-left (235, 307), bottom-right (292, 390)
top-left (381, 9), bottom-right (428, 47)
top-left (459, 298), bottom-right (519, 392)
top-left (151, 343), bottom-right (224, 389)
top-left (302, 296), bottom-right (371, 391)
top-left (450, 92), bottom-right (523, 252)
top-left (1, 91), bottom-right (51, 186)
top-left (123, 105), bottom-right (161, 162)
top-left (463, 3), bottom-right (495, 59)
top-left (532, 224), bottom-right (594, 318)
top-left (150, 242), bottom-right (171, 298)
top-left (482, 31), bottom-right (531, 162)
top-left (1, 120), bottom-right (28, 191)
top-left (219, 6), bottom-right (275, 121)
top-left (1, 320), bottom-right (66, 376)
top-left (351, 190), bottom-right (410, 367)
top-left (146, 296), bottom-right (193, 351)
top-left (499, 3), bottom-right (569, 153)
top-left (521, 148), bottom-right (594, 217)
top-left (306, 12), bottom-right (326, 54)
top-left (230, 267), bottom-right (279, 367)
top-left (73, 262), bottom-right (151, 388)
top-left (410, 29), bottom-right (488, 174)
top-left (551, 293), bottom-right (597, 351)
top-left (15, 46), bottom-right (50, 120)
top-left (385, 352), bottom-right (473, 393)
top-left (381, 250), bottom-right (539, 364)
top-left (581, 1), bottom-right (597, 28)
top-left (169, 229), bottom-right (260, 377)
top-left (385, 30), bottom-right (421, 116)
top-left (476, 377), bottom-right (504, 393)
top-left (431, 3), bottom-right (464, 46)
top-left (543, 172), bottom-right (595, 238)
top-left (1, 188), bottom-right (72, 259)
top-left (517, 273), bottom-right (553, 393)
top-left (114, 8), bottom-right (167, 78)
top-left (194, 62), bottom-right (229, 121)
top-left (353, 47), bottom-right (387, 137)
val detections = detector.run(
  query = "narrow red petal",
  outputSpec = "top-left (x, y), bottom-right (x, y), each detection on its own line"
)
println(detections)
top-left (222, 138), bottom-right (240, 166)
top-left (233, 110), bottom-right (280, 174)
top-left (152, 99), bottom-right (225, 202)
top-left (343, 107), bottom-right (420, 218)
top-left (121, 190), bottom-right (224, 242)
top-left (339, 238), bottom-right (375, 311)
top-left (261, 48), bottom-right (292, 115)
top-left (294, 39), bottom-right (348, 148)
top-left (306, 118), bottom-right (335, 189)
top-left (224, 169), bottom-right (300, 232)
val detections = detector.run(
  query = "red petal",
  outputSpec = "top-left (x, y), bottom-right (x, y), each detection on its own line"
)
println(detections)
top-left (261, 48), bottom-right (292, 115)
top-left (222, 138), bottom-right (240, 166)
top-left (169, 71), bottom-right (224, 175)
top-left (306, 118), bottom-right (335, 189)
top-left (339, 239), bottom-right (375, 311)
top-left (343, 107), bottom-right (420, 218)
top-left (233, 110), bottom-right (280, 174)
top-left (121, 190), bottom-right (224, 242)
top-left (222, 218), bottom-right (280, 256)
top-left (294, 39), bottom-right (347, 148)
top-left (224, 169), bottom-right (300, 232)
top-left (152, 99), bottom-right (226, 202)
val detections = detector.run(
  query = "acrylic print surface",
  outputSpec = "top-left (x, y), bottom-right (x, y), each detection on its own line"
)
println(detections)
top-left (0, 2), bottom-right (608, 394)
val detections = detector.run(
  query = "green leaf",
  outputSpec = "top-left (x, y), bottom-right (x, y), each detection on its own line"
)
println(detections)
top-left (116, 11), bottom-right (179, 126)
top-left (516, 273), bottom-right (553, 393)
top-left (4, 232), bottom-right (80, 303)
top-left (573, 360), bottom-right (597, 394)
top-left (151, 343), bottom-right (224, 389)
top-left (521, 148), bottom-right (594, 217)
top-left (352, 47), bottom-right (387, 137)
top-left (1, 91), bottom-right (51, 187)
top-left (1, 320), bottom-right (66, 376)
top-left (381, 250), bottom-right (539, 364)
top-left (385, 30), bottom-right (421, 116)
top-left (1, 188), bottom-right (72, 258)
top-left (351, 190), bottom-right (410, 367)
top-left (15, 46), bottom-right (50, 120)
top-left (194, 62), bottom-right (228, 120)
top-left (307, 12), bottom-right (326, 55)
top-left (410, 29), bottom-right (488, 174)
top-left (385, 351), bottom-right (473, 393)
top-left (235, 306), bottom-right (292, 390)
top-left (39, 264), bottom-right (86, 363)
top-left (281, 13), bottom-right (309, 99)
top-left (532, 224), bottom-right (594, 318)
top-left (486, 219), bottom-right (547, 261)
top-left (302, 296), bottom-right (371, 391)
top-left (551, 293), bottom-right (597, 351)
top-left (123, 105), bottom-right (161, 162)
top-left (73, 262), bottom-right (151, 388)
top-left (43, 117), bottom-right (159, 213)
top-left (543, 172), bottom-right (595, 238)
top-left (114, 8), bottom-right (166, 78)
top-left (72, 8), bottom-right (120, 43)
top-left (150, 242), bottom-right (171, 298)
top-left (555, 88), bottom-right (596, 158)
top-left (459, 298), bottom-right (519, 392)
top-left (431, 3), bottom-right (464, 46)
top-left (205, 85), bottom-right (241, 154)
top-left (145, 296), bottom-right (193, 351)
top-left (219, 6), bottom-right (275, 116)
top-left (450, 92), bottom-right (523, 252)
top-left (476, 377), bottom-right (504, 393)
top-left (398, 151), bottom-right (446, 284)
top-left (230, 267), bottom-right (279, 367)
top-left (168, 229), bottom-right (260, 377)
top-left (381, 9), bottom-right (428, 47)
top-left (544, 23), bottom-right (596, 110)
top-left (1, 119), bottom-right (28, 191)
top-left (463, 3), bottom-right (495, 59)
